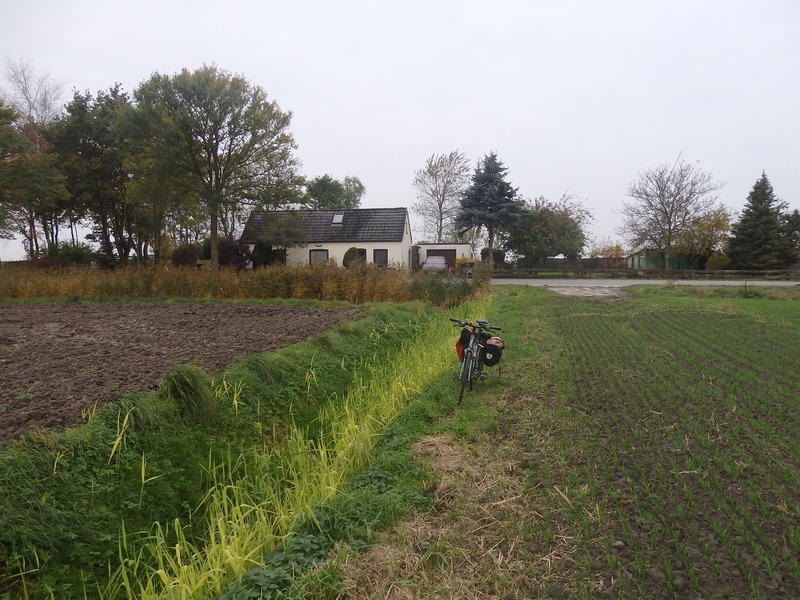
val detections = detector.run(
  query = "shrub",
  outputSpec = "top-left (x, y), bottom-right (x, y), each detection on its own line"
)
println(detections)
top-left (252, 241), bottom-right (286, 267)
top-left (705, 251), bottom-right (731, 271)
top-left (53, 241), bottom-right (97, 265)
top-left (343, 247), bottom-right (364, 269)
top-left (171, 244), bottom-right (200, 267)
top-left (480, 247), bottom-right (506, 266)
top-left (218, 236), bottom-right (252, 270)
top-left (197, 237), bottom-right (253, 269)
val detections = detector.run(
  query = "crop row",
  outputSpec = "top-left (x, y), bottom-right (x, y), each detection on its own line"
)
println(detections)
top-left (546, 295), bottom-right (799, 599)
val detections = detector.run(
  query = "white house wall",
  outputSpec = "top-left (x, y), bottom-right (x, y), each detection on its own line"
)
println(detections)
top-left (286, 239), bottom-right (411, 269)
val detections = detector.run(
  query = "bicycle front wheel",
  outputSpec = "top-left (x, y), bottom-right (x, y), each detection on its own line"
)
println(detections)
top-left (458, 349), bottom-right (473, 404)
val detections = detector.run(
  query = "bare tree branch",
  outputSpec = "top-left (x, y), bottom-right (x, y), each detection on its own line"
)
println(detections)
top-left (2, 57), bottom-right (64, 127)
top-left (620, 159), bottom-right (724, 269)
top-left (412, 150), bottom-right (470, 243)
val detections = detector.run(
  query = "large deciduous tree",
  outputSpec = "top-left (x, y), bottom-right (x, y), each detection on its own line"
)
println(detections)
top-left (48, 85), bottom-right (134, 263)
top-left (620, 159), bottom-right (724, 270)
top-left (130, 65), bottom-right (298, 269)
top-left (412, 150), bottom-right (470, 243)
top-left (0, 138), bottom-right (68, 256)
top-left (303, 174), bottom-right (365, 210)
top-left (672, 205), bottom-right (732, 268)
top-left (2, 58), bottom-right (64, 153)
top-left (726, 173), bottom-right (799, 269)
top-left (589, 238), bottom-right (627, 269)
top-left (456, 152), bottom-right (521, 264)
top-left (0, 101), bottom-right (27, 238)
top-left (506, 195), bottom-right (592, 266)
top-left (1, 60), bottom-right (69, 257)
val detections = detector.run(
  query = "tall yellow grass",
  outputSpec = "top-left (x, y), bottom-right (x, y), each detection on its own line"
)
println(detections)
top-left (0, 264), bottom-right (418, 303)
top-left (105, 295), bottom-right (493, 600)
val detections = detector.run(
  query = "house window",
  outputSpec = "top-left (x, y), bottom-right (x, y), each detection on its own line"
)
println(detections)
top-left (309, 249), bottom-right (329, 264)
top-left (373, 249), bottom-right (388, 267)
top-left (332, 213), bottom-right (344, 224)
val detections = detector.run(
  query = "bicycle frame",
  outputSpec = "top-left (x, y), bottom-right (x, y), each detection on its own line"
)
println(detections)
top-left (451, 318), bottom-right (501, 404)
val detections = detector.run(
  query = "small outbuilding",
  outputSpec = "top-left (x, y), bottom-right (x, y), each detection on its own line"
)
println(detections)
top-left (413, 243), bottom-right (474, 270)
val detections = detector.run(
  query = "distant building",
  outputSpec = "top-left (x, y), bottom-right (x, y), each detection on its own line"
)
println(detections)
top-left (241, 207), bottom-right (413, 269)
top-left (626, 249), bottom-right (704, 270)
top-left (413, 243), bottom-right (474, 270)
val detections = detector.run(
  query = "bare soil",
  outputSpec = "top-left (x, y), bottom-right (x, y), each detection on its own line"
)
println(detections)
top-left (0, 302), bottom-right (367, 448)
top-left (545, 285), bottom-right (629, 298)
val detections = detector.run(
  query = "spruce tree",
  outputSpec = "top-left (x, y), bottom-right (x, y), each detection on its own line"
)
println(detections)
top-left (456, 152), bottom-right (521, 264)
top-left (727, 173), bottom-right (799, 269)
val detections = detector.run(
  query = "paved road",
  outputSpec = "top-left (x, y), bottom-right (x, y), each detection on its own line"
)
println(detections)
top-left (492, 278), bottom-right (799, 288)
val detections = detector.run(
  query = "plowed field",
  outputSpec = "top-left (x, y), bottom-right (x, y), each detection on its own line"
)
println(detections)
top-left (0, 302), bottom-right (366, 447)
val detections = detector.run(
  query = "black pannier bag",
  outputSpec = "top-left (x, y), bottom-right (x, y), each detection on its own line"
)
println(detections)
top-left (481, 336), bottom-right (504, 367)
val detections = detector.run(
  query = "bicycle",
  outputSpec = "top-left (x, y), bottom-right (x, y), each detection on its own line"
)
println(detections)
top-left (450, 318), bottom-right (502, 404)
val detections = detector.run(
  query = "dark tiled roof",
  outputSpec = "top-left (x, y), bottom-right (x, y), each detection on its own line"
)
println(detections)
top-left (241, 208), bottom-right (409, 244)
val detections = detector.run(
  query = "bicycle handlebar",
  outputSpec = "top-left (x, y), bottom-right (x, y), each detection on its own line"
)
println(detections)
top-left (449, 318), bottom-right (502, 332)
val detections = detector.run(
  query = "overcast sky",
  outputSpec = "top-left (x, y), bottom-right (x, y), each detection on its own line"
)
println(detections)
top-left (2, 0), bottom-right (799, 259)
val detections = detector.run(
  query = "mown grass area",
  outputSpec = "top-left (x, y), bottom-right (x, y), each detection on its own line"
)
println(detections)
top-left (277, 284), bottom-right (800, 599)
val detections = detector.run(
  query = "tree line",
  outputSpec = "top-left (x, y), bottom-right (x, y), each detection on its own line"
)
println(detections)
top-left (0, 61), bottom-right (364, 269)
top-left (412, 151), bottom-right (592, 267)
top-left (3, 59), bottom-right (797, 271)
top-left (413, 150), bottom-right (799, 270)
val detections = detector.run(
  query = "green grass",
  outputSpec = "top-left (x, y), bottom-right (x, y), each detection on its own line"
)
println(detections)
top-left (0, 301), bottom-right (466, 599)
top-left (281, 284), bottom-right (800, 599)
top-left (5, 284), bottom-right (798, 598)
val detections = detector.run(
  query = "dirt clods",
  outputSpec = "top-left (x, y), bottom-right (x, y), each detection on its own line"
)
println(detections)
top-left (0, 302), bottom-right (366, 447)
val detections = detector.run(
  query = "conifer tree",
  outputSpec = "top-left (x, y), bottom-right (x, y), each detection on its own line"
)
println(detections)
top-left (456, 152), bottom-right (521, 264)
top-left (726, 173), bottom-right (799, 269)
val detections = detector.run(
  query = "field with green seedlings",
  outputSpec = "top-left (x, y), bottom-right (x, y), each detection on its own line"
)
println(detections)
top-left (543, 286), bottom-right (800, 598)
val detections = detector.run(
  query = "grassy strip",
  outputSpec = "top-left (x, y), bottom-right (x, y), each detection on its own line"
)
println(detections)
top-left (0, 301), bottom-right (445, 599)
top-left (102, 295), bottom-right (494, 600)
top-left (228, 295), bottom-right (510, 599)
top-left (631, 281), bottom-right (800, 302)
top-left (256, 373), bottom-right (474, 600)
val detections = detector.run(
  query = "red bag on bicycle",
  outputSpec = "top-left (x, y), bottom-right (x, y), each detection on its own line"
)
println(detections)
top-left (455, 328), bottom-right (471, 362)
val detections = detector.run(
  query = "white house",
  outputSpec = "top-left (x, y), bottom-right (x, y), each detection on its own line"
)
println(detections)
top-left (241, 207), bottom-right (413, 269)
